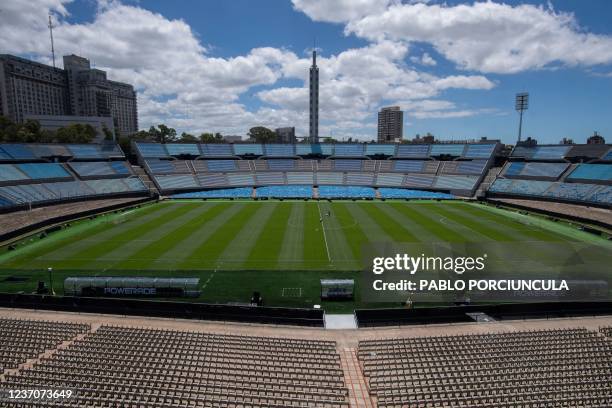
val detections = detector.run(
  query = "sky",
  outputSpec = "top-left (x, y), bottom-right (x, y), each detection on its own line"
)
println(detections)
top-left (1, 0), bottom-right (611, 144)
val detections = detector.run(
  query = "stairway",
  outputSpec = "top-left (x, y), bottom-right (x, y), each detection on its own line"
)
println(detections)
top-left (475, 166), bottom-right (502, 198)
top-left (131, 165), bottom-right (159, 194)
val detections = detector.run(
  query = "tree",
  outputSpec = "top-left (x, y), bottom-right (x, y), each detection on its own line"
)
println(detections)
top-left (157, 124), bottom-right (177, 143)
top-left (102, 125), bottom-right (114, 141)
top-left (199, 132), bottom-right (224, 143)
top-left (180, 132), bottom-right (198, 142)
top-left (247, 126), bottom-right (276, 143)
top-left (55, 124), bottom-right (96, 143)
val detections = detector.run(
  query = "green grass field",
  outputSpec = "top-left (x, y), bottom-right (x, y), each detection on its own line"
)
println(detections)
top-left (0, 200), bottom-right (609, 312)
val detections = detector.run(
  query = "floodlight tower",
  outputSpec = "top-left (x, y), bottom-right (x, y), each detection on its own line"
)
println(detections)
top-left (515, 92), bottom-right (529, 144)
top-left (48, 15), bottom-right (56, 68)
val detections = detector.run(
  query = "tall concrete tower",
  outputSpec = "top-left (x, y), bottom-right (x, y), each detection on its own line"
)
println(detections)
top-left (309, 50), bottom-right (319, 143)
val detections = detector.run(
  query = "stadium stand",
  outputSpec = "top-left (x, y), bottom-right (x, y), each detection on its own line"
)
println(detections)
top-left (134, 142), bottom-right (170, 158)
top-left (430, 144), bottom-right (466, 156)
top-left (268, 159), bottom-right (296, 171)
top-left (173, 187), bottom-right (252, 198)
top-left (365, 144), bottom-right (396, 156)
top-left (374, 173), bottom-right (404, 187)
top-left (317, 172), bottom-right (344, 185)
top-left (358, 328), bottom-right (611, 407)
top-left (378, 188), bottom-right (454, 199)
top-left (319, 185), bottom-right (375, 198)
top-left (200, 144), bottom-right (234, 157)
top-left (463, 143), bottom-right (497, 158)
top-left (334, 160), bottom-right (362, 171)
top-left (333, 144), bottom-right (364, 157)
top-left (0, 164), bottom-right (29, 183)
top-left (15, 163), bottom-right (71, 180)
top-left (165, 143), bottom-right (200, 157)
top-left (154, 175), bottom-right (199, 190)
top-left (488, 144), bottom-right (612, 206)
top-left (567, 164), bottom-right (612, 182)
top-left (257, 185), bottom-right (313, 198)
top-left (264, 144), bottom-right (295, 157)
top-left (287, 172), bottom-right (315, 185)
top-left (234, 144), bottom-right (264, 156)
top-left (133, 142), bottom-right (497, 196)
top-left (204, 160), bottom-right (237, 172)
top-left (68, 162), bottom-right (131, 178)
top-left (395, 144), bottom-right (430, 158)
top-left (503, 162), bottom-right (569, 179)
top-left (0, 154), bottom-right (147, 208)
top-left (0, 318), bottom-right (89, 372)
top-left (2, 323), bottom-right (350, 408)
top-left (255, 172), bottom-right (286, 185)
top-left (0, 144), bottom-right (39, 160)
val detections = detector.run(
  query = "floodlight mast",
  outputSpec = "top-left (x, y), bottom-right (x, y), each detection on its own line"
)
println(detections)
top-left (515, 92), bottom-right (529, 144)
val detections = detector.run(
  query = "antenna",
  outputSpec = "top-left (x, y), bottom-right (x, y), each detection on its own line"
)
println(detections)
top-left (48, 15), bottom-right (56, 68)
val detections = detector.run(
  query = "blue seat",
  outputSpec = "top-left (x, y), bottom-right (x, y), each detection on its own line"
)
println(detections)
top-left (318, 185), bottom-right (375, 198)
top-left (69, 162), bottom-right (130, 177)
top-left (206, 160), bottom-right (236, 172)
top-left (463, 144), bottom-right (495, 158)
top-left (434, 175), bottom-right (478, 190)
top-left (16, 163), bottom-right (71, 180)
top-left (166, 144), bottom-right (200, 156)
top-left (567, 164), bottom-right (612, 182)
top-left (264, 144), bottom-right (295, 157)
top-left (268, 160), bottom-right (295, 170)
top-left (256, 185), bottom-right (312, 198)
top-left (136, 143), bottom-right (169, 158)
top-left (0, 144), bottom-right (36, 159)
top-left (0, 164), bottom-right (29, 182)
top-left (67, 145), bottom-right (105, 159)
top-left (334, 160), bottom-right (362, 171)
top-left (154, 175), bottom-right (199, 190)
top-left (172, 187), bottom-right (252, 198)
top-left (233, 144), bottom-right (263, 156)
top-left (379, 188), bottom-right (454, 199)
top-left (532, 146), bottom-right (570, 160)
top-left (200, 144), bottom-right (234, 157)
top-left (255, 173), bottom-right (285, 185)
top-left (394, 160), bottom-right (425, 172)
top-left (375, 173), bottom-right (404, 187)
top-left (365, 144), bottom-right (396, 156)
top-left (430, 144), bottom-right (466, 156)
top-left (333, 144), bottom-right (364, 157)
top-left (396, 144), bottom-right (430, 158)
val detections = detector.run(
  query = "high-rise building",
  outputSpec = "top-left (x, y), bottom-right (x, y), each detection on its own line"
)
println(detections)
top-left (275, 127), bottom-right (296, 143)
top-left (377, 106), bottom-right (403, 143)
top-left (309, 50), bottom-right (319, 143)
top-left (0, 54), bottom-right (138, 136)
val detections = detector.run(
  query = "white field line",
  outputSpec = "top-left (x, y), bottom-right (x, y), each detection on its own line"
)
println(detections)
top-left (317, 202), bottom-right (332, 262)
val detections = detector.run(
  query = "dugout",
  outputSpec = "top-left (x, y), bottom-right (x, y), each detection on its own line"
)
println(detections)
top-left (321, 279), bottom-right (354, 300)
top-left (64, 277), bottom-right (200, 298)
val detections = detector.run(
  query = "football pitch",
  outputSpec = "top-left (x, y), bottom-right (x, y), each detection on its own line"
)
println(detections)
top-left (0, 200), bottom-right (609, 311)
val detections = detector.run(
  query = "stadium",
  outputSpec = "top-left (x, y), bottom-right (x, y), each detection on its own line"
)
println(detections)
top-left (0, 139), bottom-right (611, 407)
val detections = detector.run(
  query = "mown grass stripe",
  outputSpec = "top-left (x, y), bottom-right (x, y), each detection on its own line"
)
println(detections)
top-left (246, 202), bottom-right (292, 269)
top-left (108, 204), bottom-right (218, 270)
top-left (391, 202), bottom-right (466, 242)
top-left (61, 203), bottom-right (199, 269)
top-left (175, 202), bottom-right (248, 270)
top-left (217, 202), bottom-right (278, 269)
top-left (327, 202), bottom-right (370, 269)
top-left (303, 202), bottom-right (332, 270)
top-left (364, 202), bottom-right (419, 242)
top-left (277, 203), bottom-right (306, 269)
top-left (2, 203), bottom-right (167, 269)
top-left (316, 201), bottom-right (360, 269)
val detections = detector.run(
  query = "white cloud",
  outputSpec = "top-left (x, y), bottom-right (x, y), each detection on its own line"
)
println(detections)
top-left (294, 0), bottom-right (612, 74)
top-left (411, 52), bottom-right (436, 66)
top-left (1, 0), bottom-right (499, 139)
top-left (395, 99), bottom-right (497, 119)
top-left (291, 0), bottom-right (395, 24)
